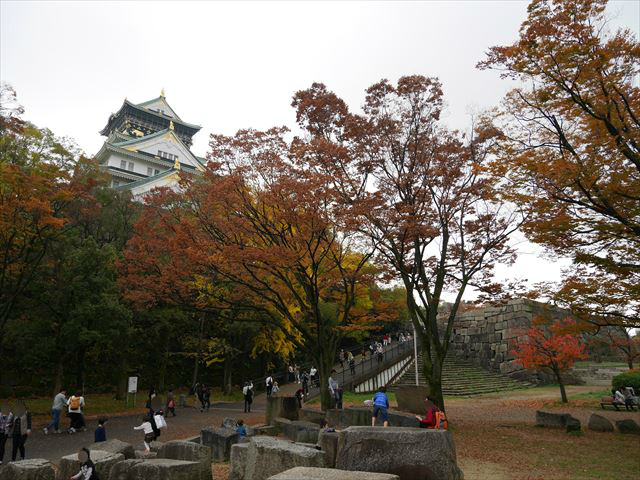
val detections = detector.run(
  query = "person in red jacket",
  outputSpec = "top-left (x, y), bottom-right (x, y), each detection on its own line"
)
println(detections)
top-left (415, 396), bottom-right (447, 429)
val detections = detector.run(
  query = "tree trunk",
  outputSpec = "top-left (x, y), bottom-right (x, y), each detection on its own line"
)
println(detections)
top-left (115, 355), bottom-right (128, 401)
top-left (553, 367), bottom-right (568, 403)
top-left (53, 357), bottom-right (64, 396)
top-left (191, 314), bottom-right (205, 391)
top-left (157, 327), bottom-right (170, 393)
top-left (627, 358), bottom-right (634, 370)
top-left (223, 356), bottom-right (233, 395)
top-left (76, 349), bottom-right (85, 392)
top-left (318, 347), bottom-right (335, 411)
top-left (420, 337), bottom-right (445, 411)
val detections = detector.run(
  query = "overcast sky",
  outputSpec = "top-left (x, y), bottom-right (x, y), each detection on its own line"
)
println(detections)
top-left (1, 0), bottom-right (638, 298)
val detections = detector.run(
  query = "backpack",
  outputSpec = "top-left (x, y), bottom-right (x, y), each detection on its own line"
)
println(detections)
top-left (435, 410), bottom-right (448, 430)
top-left (69, 396), bottom-right (81, 410)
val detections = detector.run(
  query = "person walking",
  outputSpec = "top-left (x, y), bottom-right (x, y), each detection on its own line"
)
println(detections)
top-left (265, 374), bottom-right (274, 397)
top-left (328, 370), bottom-right (342, 409)
top-left (348, 353), bottom-right (356, 376)
top-left (202, 384), bottom-right (211, 411)
top-left (243, 382), bottom-right (254, 413)
top-left (195, 383), bottom-right (205, 412)
top-left (294, 365), bottom-right (300, 384)
top-left (301, 371), bottom-right (310, 396)
top-left (361, 345), bottom-right (368, 359)
top-left (67, 391), bottom-right (85, 433)
top-left (288, 365), bottom-right (295, 383)
top-left (338, 349), bottom-right (345, 368)
top-left (133, 415), bottom-right (155, 452)
top-left (165, 389), bottom-right (176, 417)
top-left (0, 403), bottom-right (12, 465)
top-left (10, 402), bottom-right (31, 461)
top-left (43, 388), bottom-right (66, 435)
top-left (309, 366), bottom-right (318, 387)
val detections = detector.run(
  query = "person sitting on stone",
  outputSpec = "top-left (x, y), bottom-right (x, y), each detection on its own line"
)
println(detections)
top-left (416, 396), bottom-right (447, 429)
top-left (235, 419), bottom-right (247, 437)
top-left (320, 419), bottom-right (336, 433)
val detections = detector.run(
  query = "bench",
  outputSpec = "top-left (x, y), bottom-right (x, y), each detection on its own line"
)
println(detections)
top-left (600, 397), bottom-right (637, 411)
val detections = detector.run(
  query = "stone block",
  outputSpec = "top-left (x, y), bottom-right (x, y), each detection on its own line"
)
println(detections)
top-left (243, 436), bottom-right (326, 480)
top-left (283, 420), bottom-right (321, 443)
top-left (300, 407), bottom-right (326, 425)
top-left (535, 411), bottom-right (581, 432)
top-left (112, 458), bottom-right (204, 480)
top-left (134, 450), bottom-right (157, 459)
top-left (335, 427), bottom-right (463, 480)
top-left (268, 467), bottom-right (400, 480)
top-left (588, 414), bottom-right (614, 432)
top-left (253, 424), bottom-right (279, 436)
top-left (230, 443), bottom-right (250, 480)
top-left (387, 410), bottom-right (420, 428)
top-left (222, 417), bottom-right (238, 429)
top-left (394, 385), bottom-right (430, 415)
top-left (157, 439), bottom-right (212, 478)
top-left (201, 426), bottom-right (240, 461)
top-left (318, 430), bottom-right (339, 468)
top-left (58, 450), bottom-right (124, 480)
top-left (0, 458), bottom-right (55, 480)
top-left (149, 441), bottom-right (164, 452)
top-left (107, 459), bottom-right (145, 480)
top-left (266, 396), bottom-right (300, 425)
top-left (89, 438), bottom-right (135, 459)
top-left (616, 419), bottom-right (640, 435)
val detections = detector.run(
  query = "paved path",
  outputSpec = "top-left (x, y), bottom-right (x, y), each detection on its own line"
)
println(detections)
top-left (9, 402), bottom-right (264, 464)
top-left (12, 340), bottom-right (412, 464)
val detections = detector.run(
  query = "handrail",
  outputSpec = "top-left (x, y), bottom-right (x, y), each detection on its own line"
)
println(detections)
top-left (242, 332), bottom-right (412, 393)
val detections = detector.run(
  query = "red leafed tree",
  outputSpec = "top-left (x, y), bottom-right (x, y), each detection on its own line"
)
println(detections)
top-left (514, 318), bottom-right (587, 402)
top-left (121, 127), bottom-right (383, 409)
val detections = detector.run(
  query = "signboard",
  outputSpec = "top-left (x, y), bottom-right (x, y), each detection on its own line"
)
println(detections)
top-left (128, 376), bottom-right (138, 393)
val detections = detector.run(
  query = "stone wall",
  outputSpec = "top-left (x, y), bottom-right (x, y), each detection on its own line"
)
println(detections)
top-left (441, 299), bottom-right (570, 379)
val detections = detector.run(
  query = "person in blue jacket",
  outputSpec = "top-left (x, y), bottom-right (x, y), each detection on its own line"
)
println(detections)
top-left (371, 386), bottom-right (389, 427)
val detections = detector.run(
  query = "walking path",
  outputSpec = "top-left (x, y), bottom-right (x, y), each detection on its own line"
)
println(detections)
top-left (14, 337), bottom-right (413, 464)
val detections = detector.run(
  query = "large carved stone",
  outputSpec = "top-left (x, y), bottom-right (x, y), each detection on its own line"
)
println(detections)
top-left (89, 439), bottom-right (135, 459)
top-left (201, 426), bottom-right (240, 461)
top-left (0, 459), bottom-right (55, 480)
top-left (266, 396), bottom-right (300, 424)
top-left (58, 450), bottom-right (124, 480)
top-left (268, 467), bottom-right (400, 480)
top-left (243, 436), bottom-right (326, 480)
top-left (157, 439), bottom-right (212, 478)
top-left (335, 426), bottom-right (463, 480)
top-left (588, 414), bottom-right (614, 432)
top-left (535, 411), bottom-right (581, 432)
top-left (317, 430), bottom-right (339, 468)
top-left (229, 443), bottom-right (250, 480)
top-left (110, 458), bottom-right (205, 480)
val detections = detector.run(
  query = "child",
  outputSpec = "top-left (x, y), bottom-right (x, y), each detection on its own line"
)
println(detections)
top-left (133, 415), bottom-right (155, 451)
top-left (70, 448), bottom-right (97, 480)
top-left (371, 386), bottom-right (389, 427)
top-left (94, 417), bottom-right (107, 443)
top-left (235, 419), bottom-right (247, 437)
top-left (166, 389), bottom-right (176, 417)
top-left (319, 419), bottom-right (336, 433)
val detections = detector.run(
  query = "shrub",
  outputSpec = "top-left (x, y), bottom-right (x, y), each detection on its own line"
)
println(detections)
top-left (612, 369), bottom-right (640, 392)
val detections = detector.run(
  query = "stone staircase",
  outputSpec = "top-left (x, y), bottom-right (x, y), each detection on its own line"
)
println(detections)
top-left (391, 352), bottom-right (533, 396)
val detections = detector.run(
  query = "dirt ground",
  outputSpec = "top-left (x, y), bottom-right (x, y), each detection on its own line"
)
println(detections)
top-left (214, 386), bottom-right (640, 480)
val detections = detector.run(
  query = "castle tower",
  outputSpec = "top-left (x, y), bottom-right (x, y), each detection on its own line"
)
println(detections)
top-left (95, 91), bottom-right (206, 197)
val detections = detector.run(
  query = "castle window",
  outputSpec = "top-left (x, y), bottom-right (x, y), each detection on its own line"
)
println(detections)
top-left (128, 162), bottom-right (134, 171)
top-left (155, 169), bottom-right (160, 175)
top-left (120, 160), bottom-right (126, 169)
top-left (158, 150), bottom-right (178, 162)
top-left (147, 167), bottom-right (153, 176)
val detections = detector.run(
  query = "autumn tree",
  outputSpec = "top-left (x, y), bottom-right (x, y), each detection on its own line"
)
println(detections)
top-left (514, 317), bottom-right (587, 402)
top-left (121, 129), bottom-right (381, 408)
top-left (291, 78), bottom-right (525, 409)
top-left (478, 0), bottom-right (640, 328)
top-left (590, 326), bottom-right (640, 370)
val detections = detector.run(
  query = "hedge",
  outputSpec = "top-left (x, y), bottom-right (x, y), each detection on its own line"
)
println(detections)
top-left (612, 369), bottom-right (640, 392)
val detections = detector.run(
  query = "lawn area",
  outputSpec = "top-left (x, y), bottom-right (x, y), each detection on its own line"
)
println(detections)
top-left (305, 385), bottom-right (639, 480)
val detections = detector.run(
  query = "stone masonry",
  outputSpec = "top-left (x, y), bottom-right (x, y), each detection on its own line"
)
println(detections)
top-left (441, 299), bottom-right (570, 379)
